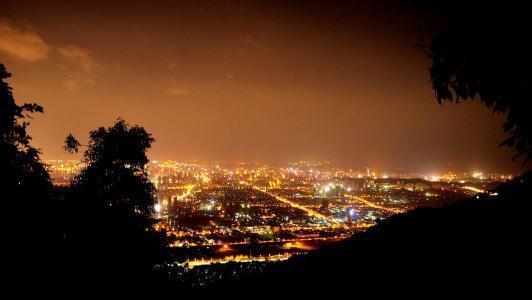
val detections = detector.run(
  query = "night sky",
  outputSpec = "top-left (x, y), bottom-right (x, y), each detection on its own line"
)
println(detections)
top-left (0, 0), bottom-right (519, 173)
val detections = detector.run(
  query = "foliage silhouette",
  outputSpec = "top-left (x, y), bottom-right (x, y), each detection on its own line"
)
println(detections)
top-left (0, 62), bottom-right (51, 201)
top-left (1, 63), bottom-right (53, 246)
top-left (426, 2), bottom-right (532, 164)
top-left (68, 119), bottom-right (156, 215)
top-left (1, 63), bottom-right (59, 290)
top-left (60, 119), bottom-right (168, 288)
top-left (2, 63), bottom-right (168, 290)
top-left (64, 133), bottom-right (81, 153)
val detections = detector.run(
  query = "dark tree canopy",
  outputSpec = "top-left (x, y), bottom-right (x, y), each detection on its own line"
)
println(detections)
top-left (1, 64), bottom-right (43, 147)
top-left (64, 133), bottom-right (81, 153)
top-left (0, 62), bottom-right (50, 204)
top-left (71, 118), bottom-right (156, 216)
top-left (427, 3), bottom-right (532, 163)
top-left (62, 119), bottom-right (167, 287)
top-left (1, 63), bottom-right (54, 283)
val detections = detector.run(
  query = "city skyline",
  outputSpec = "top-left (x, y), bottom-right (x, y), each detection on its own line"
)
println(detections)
top-left (45, 158), bottom-right (518, 178)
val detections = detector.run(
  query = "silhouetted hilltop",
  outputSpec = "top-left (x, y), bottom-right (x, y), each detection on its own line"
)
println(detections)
top-left (221, 173), bottom-right (531, 290)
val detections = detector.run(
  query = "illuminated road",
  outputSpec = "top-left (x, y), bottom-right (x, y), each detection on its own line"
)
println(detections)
top-left (252, 186), bottom-right (339, 224)
top-left (183, 253), bottom-right (294, 269)
top-left (344, 194), bottom-right (404, 214)
top-left (170, 235), bottom-right (348, 248)
top-left (461, 186), bottom-right (485, 194)
top-left (171, 184), bottom-right (196, 200)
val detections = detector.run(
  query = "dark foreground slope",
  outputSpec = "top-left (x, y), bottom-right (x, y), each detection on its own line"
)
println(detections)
top-left (221, 174), bottom-right (532, 291)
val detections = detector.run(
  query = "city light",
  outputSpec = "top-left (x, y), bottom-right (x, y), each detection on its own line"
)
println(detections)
top-left (44, 159), bottom-right (512, 270)
top-left (3, 0), bottom-right (526, 289)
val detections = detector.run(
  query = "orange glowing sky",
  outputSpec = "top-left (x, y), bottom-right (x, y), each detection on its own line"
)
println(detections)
top-left (0, 0), bottom-right (521, 173)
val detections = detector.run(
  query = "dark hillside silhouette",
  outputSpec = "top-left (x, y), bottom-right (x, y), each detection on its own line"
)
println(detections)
top-left (226, 173), bottom-right (531, 291)
top-left (219, 3), bottom-right (532, 290)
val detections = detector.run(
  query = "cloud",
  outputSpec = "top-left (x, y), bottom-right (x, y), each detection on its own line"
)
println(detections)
top-left (61, 79), bottom-right (80, 90)
top-left (0, 21), bottom-right (98, 90)
top-left (167, 87), bottom-right (189, 97)
top-left (56, 46), bottom-right (98, 90)
top-left (57, 46), bottom-right (96, 74)
top-left (61, 76), bottom-right (96, 91)
top-left (0, 21), bottom-right (50, 61)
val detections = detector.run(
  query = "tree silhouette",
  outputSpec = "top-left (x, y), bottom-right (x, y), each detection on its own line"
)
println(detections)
top-left (70, 119), bottom-right (156, 215)
top-left (426, 3), bottom-right (532, 164)
top-left (1, 63), bottom-right (56, 286)
top-left (1, 63), bottom-right (52, 237)
top-left (63, 119), bottom-right (168, 287)
top-left (0, 63), bottom-right (51, 199)
top-left (64, 133), bottom-right (81, 153)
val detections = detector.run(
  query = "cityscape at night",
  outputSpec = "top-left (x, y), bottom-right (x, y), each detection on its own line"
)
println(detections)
top-left (44, 159), bottom-right (514, 286)
top-left (2, 0), bottom-right (531, 292)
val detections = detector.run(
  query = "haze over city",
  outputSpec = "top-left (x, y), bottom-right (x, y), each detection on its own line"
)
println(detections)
top-left (3, 0), bottom-right (531, 292)
top-left (0, 0), bottom-right (517, 173)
